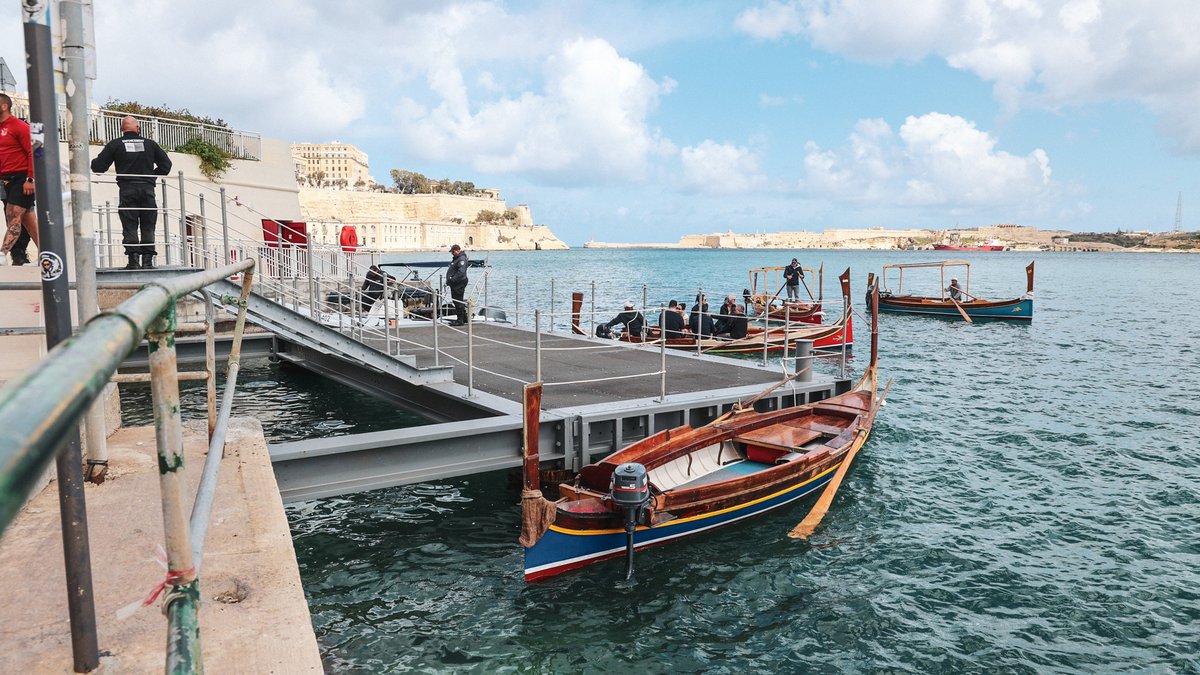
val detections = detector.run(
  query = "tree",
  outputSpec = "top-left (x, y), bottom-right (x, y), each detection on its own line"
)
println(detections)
top-left (503, 209), bottom-right (519, 222)
top-left (476, 210), bottom-right (502, 223)
top-left (391, 169), bottom-right (431, 194)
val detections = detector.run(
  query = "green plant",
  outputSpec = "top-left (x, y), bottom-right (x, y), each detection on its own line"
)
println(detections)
top-left (176, 138), bottom-right (232, 181)
top-left (103, 99), bottom-right (229, 128)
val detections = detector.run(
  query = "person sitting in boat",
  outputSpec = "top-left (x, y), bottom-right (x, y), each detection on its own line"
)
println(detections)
top-left (727, 304), bottom-right (749, 340)
top-left (689, 294), bottom-right (713, 337)
top-left (360, 264), bottom-right (397, 312)
top-left (713, 295), bottom-right (739, 335)
top-left (600, 301), bottom-right (646, 339)
top-left (742, 288), bottom-right (758, 317)
top-left (660, 299), bottom-right (686, 339)
top-left (946, 278), bottom-right (964, 302)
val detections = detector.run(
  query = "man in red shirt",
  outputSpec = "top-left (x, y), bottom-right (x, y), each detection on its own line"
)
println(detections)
top-left (0, 94), bottom-right (39, 264)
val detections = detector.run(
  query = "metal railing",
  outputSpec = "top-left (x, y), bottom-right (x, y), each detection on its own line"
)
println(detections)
top-left (90, 173), bottom-right (853, 402)
top-left (10, 96), bottom-right (261, 160)
top-left (0, 259), bottom-right (256, 672)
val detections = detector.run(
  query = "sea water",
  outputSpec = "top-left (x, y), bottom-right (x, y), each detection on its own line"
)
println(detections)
top-left (122, 249), bottom-right (1200, 672)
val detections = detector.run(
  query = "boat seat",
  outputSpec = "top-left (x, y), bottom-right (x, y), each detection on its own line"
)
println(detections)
top-left (813, 402), bottom-right (867, 416)
top-left (647, 441), bottom-right (740, 491)
top-left (734, 426), bottom-right (825, 463)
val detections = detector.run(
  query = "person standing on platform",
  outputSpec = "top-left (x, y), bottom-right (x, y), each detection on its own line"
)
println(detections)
top-left (446, 243), bottom-right (470, 326)
top-left (783, 258), bottom-right (804, 300)
top-left (90, 115), bottom-right (172, 269)
top-left (0, 93), bottom-right (39, 265)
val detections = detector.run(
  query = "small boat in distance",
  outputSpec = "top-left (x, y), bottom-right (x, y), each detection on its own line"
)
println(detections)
top-left (869, 260), bottom-right (1034, 321)
top-left (932, 241), bottom-right (1007, 251)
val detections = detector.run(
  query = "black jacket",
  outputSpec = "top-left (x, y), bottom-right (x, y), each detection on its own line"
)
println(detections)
top-left (689, 303), bottom-right (713, 336)
top-left (605, 310), bottom-right (645, 337)
top-left (727, 314), bottom-right (749, 339)
top-left (91, 131), bottom-right (172, 186)
top-left (661, 310), bottom-right (686, 339)
top-left (447, 251), bottom-right (470, 288)
top-left (784, 263), bottom-right (804, 286)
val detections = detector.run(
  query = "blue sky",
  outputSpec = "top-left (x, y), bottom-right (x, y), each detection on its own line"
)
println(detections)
top-left (3, 0), bottom-right (1198, 244)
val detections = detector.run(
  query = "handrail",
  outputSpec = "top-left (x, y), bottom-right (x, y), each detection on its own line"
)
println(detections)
top-left (0, 258), bottom-right (254, 531)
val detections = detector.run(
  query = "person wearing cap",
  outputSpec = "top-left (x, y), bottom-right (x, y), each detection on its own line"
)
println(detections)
top-left (600, 300), bottom-right (646, 339)
top-left (445, 243), bottom-right (470, 325)
top-left (946, 278), bottom-right (964, 302)
top-left (783, 258), bottom-right (805, 300)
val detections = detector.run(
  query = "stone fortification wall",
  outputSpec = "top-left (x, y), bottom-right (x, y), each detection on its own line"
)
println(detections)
top-left (299, 189), bottom-right (533, 226)
top-left (297, 188), bottom-right (565, 250)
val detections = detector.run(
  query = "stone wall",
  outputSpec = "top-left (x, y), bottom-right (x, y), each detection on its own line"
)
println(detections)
top-left (297, 189), bottom-right (566, 251)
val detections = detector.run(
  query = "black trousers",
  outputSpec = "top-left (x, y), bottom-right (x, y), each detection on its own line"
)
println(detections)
top-left (118, 184), bottom-right (158, 257)
top-left (11, 226), bottom-right (30, 261)
top-left (450, 284), bottom-right (468, 323)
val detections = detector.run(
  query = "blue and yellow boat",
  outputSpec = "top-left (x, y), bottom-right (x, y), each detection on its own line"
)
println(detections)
top-left (520, 289), bottom-right (888, 582)
top-left (869, 260), bottom-right (1034, 321)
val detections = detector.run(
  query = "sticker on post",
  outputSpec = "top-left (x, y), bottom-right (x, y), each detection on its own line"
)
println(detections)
top-left (39, 251), bottom-right (63, 281)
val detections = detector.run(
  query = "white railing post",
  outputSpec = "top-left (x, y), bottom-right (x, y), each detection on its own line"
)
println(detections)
top-left (549, 278), bottom-right (555, 334)
top-left (467, 299), bottom-right (475, 396)
top-left (432, 284), bottom-right (441, 367)
top-left (177, 172), bottom-right (187, 265)
top-left (198, 193), bottom-right (209, 269)
top-left (535, 309), bottom-right (542, 383)
top-left (590, 281), bottom-right (596, 337)
top-left (161, 178), bottom-right (171, 266)
top-left (659, 304), bottom-right (667, 402)
top-left (219, 187), bottom-right (230, 265)
top-left (515, 275), bottom-right (520, 328)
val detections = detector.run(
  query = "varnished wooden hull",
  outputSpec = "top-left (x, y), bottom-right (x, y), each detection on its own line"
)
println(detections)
top-left (523, 367), bottom-right (879, 581)
top-left (877, 295), bottom-right (1032, 320)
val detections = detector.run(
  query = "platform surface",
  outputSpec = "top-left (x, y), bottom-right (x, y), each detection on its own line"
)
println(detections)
top-left (0, 419), bottom-right (322, 673)
top-left (378, 323), bottom-right (788, 409)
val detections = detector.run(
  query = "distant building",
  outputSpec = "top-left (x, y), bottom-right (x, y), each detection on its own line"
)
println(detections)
top-left (291, 141), bottom-right (371, 187)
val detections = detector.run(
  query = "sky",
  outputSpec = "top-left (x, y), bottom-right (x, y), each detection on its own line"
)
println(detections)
top-left (2, 0), bottom-right (1198, 244)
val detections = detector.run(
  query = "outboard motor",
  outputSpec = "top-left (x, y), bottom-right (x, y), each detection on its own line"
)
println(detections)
top-left (595, 324), bottom-right (612, 339)
top-left (610, 462), bottom-right (651, 582)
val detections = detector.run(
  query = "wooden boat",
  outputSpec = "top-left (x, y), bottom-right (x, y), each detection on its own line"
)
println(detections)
top-left (746, 263), bottom-right (823, 324)
top-left (869, 260), bottom-right (1034, 321)
top-left (520, 284), bottom-right (889, 582)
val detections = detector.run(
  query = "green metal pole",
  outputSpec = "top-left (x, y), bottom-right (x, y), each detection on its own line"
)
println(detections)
top-left (147, 304), bottom-right (202, 673)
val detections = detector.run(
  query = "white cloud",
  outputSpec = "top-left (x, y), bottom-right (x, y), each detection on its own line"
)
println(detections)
top-left (396, 37), bottom-right (674, 182)
top-left (735, 0), bottom-right (1200, 151)
top-left (679, 140), bottom-right (767, 194)
top-left (800, 113), bottom-right (1051, 208)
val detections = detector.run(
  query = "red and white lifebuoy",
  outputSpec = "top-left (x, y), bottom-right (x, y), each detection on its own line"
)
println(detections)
top-left (339, 225), bottom-right (360, 252)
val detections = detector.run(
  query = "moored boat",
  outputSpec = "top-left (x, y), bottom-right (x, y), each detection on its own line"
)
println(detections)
top-left (521, 284), bottom-right (889, 582)
top-left (869, 260), bottom-right (1034, 321)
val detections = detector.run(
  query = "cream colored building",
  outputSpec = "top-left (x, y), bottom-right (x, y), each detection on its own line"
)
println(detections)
top-left (291, 141), bottom-right (371, 186)
top-left (297, 188), bottom-right (565, 250)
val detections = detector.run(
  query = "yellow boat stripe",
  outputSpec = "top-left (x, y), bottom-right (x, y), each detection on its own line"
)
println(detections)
top-left (546, 432), bottom-right (870, 537)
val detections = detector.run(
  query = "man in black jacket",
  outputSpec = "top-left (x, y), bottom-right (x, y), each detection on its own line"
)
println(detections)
top-left (91, 116), bottom-right (172, 269)
top-left (446, 244), bottom-right (470, 325)
top-left (602, 301), bottom-right (646, 339)
top-left (360, 264), bottom-right (396, 313)
top-left (659, 299), bottom-right (686, 339)
top-left (689, 294), bottom-right (713, 337)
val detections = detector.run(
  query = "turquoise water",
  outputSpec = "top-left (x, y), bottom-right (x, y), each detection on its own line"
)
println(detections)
top-left (125, 250), bottom-right (1200, 672)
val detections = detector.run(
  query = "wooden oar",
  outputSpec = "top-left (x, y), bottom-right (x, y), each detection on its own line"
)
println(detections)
top-left (949, 297), bottom-right (973, 323)
top-left (788, 378), bottom-right (893, 540)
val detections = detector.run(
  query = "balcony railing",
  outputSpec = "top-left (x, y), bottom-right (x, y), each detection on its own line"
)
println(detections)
top-left (10, 96), bottom-right (261, 160)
